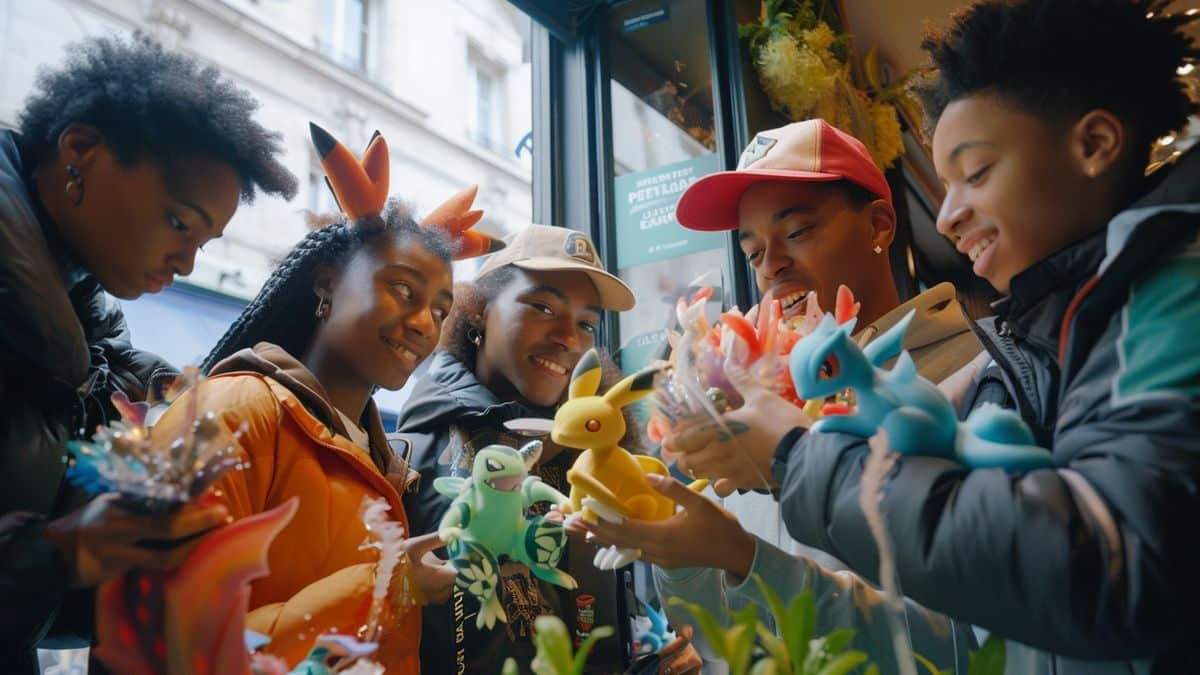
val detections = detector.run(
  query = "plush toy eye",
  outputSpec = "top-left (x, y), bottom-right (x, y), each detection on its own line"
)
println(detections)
top-left (586, 419), bottom-right (601, 432)
top-left (819, 354), bottom-right (841, 380)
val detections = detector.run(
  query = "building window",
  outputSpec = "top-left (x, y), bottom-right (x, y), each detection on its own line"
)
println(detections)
top-left (321, 0), bottom-right (369, 73)
top-left (308, 151), bottom-right (340, 217)
top-left (468, 49), bottom-right (504, 154)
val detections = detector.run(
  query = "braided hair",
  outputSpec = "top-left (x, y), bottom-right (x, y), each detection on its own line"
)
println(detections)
top-left (202, 200), bottom-right (453, 372)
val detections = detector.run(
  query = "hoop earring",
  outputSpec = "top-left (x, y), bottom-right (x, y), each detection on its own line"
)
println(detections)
top-left (64, 164), bottom-right (84, 206)
top-left (315, 296), bottom-right (330, 319)
top-left (467, 327), bottom-right (483, 347)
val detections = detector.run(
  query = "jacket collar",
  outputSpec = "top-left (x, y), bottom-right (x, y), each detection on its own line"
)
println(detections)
top-left (991, 228), bottom-right (1108, 353)
top-left (210, 342), bottom-right (393, 473)
top-left (0, 129), bottom-right (90, 386)
top-left (394, 350), bottom-right (550, 431)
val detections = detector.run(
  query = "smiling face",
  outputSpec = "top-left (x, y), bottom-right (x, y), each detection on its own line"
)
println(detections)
top-left (932, 94), bottom-right (1116, 293)
top-left (47, 126), bottom-right (241, 299)
top-left (736, 180), bottom-right (896, 324)
top-left (313, 233), bottom-right (453, 391)
top-left (475, 268), bottom-right (603, 409)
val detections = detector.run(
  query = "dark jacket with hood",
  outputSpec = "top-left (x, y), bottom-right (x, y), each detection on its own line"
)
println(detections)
top-left (775, 146), bottom-right (1200, 674)
top-left (0, 128), bottom-right (176, 671)
top-left (394, 350), bottom-right (631, 675)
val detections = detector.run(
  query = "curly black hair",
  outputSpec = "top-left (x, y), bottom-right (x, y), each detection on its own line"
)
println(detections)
top-left (18, 33), bottom-right (297, 202)
top-left (913, 0), bottom-right (1199, 157)
top-left (201, 200), bottom-right (454, 372)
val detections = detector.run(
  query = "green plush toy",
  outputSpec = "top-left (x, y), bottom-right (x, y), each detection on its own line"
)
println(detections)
top-left (434, 441), bottom-right (577, 629)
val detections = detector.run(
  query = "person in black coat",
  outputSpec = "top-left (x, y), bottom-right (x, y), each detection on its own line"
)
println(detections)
top-left (0, 34), bottom-right (297, 671)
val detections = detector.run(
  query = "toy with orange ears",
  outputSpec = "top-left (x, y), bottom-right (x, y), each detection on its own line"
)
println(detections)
top-left (551, 349), bottom-right (709, 570)
top-left (309, 122), bottom-right (504, 259)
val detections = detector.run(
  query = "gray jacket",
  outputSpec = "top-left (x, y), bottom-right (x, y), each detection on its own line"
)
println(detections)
top-left (776, 147), bottom-right (1200, 674)
top-left (656, 284), bottom-right (982, 673)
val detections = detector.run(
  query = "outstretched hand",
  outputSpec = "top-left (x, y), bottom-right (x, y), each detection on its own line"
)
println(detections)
top-left (668, 362), bottom-right (810, 497)
top-left (396, 532), bottom-right (456, 606)
top-left (576, 475), bottom-right (755, 578)
top-left (44, 493), bottom-right (230, 587)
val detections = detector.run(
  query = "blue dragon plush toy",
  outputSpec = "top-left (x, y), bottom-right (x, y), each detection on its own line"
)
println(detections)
top-left (434, 440), bottom-right (577, 629)
top-left (789, 311), bottom-right (1053, 471)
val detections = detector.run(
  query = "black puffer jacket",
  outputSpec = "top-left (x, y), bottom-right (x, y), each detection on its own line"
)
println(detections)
top-left (394, 350), bottom-right (633, 675)
top-left (0, 129), bottom-right (176, 671)
top-left (776, 147), bottom-right (1200, 674)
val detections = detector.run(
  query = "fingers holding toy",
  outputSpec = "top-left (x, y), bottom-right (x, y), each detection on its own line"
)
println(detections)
top-left (579, 475), bottom-right (754, 577)
top-left (666, 402), bottom-right (801, 495)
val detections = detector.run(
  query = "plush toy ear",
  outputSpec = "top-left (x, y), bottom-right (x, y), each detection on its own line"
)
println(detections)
top-left (603, 366), bottom-right (659, 410)
top-left (568, 349), bottom-right (603, 400)
top-left (310, 123), bottom-right (389, 221)
top-left (422, 184), bottom-right (507, 260)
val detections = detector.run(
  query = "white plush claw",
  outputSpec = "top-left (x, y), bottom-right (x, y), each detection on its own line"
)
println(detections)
top-left (581, 496), bottom-right (624, 524)
top-left (593, 544), bottom-right (641, 570)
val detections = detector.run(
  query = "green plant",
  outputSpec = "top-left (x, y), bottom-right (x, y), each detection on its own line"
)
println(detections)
top-left (670, 575), bottom-right (874, 675)
top-left (501, 615), bottom-right (614, 675)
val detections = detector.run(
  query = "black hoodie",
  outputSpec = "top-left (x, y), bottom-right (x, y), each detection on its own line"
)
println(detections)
top-left (395, 350), bottom-right (632, 674)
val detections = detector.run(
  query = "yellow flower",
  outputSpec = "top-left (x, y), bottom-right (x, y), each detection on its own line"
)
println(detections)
top-left (871, 102), bottom-right (904, 168)
top-left (756, 33), bottom-right (835, 120)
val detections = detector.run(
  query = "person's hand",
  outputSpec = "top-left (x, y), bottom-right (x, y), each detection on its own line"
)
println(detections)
top-left (668, 363), bottom-right (810, 497)
top-left (43, 493), bottom-right (230, 587)
top-left (577, 475), bottom-right (755, 578)
top-left (398, 532), bottom-right (456, 606)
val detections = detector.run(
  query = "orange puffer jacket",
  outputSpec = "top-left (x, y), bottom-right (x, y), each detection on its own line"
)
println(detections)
top-left (153, 343), bottom-right (421, 672)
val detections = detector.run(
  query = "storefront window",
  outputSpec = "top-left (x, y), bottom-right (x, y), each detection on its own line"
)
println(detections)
top-left (605, 0), bottom-right (729, 374)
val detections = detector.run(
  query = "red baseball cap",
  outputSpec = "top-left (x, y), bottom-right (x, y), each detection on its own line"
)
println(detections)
top-left (676, 119), bottom-right (892, 231)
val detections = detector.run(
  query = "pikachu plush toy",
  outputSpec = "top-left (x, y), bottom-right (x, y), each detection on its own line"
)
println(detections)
top-left (552, 349), bottom-right (707, 569)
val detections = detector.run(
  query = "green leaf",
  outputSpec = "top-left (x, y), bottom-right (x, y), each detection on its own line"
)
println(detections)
top-left (815, 650), bottom-right (868, 675)
top-left (786, 590), bottom-right (817, 666)
top-left (726, 605), bottom-right (761, 675)
top-left (533, 615), bottom-right (575, 674)
top-left (968, 634), bottom-right (1006, 675)
top-left (750, 659), bottom-right (781, 675)
top-left (572, 625), bottom-right (615, 675)
top-left (756, 623), bottom-right (792, 672)
top-left (501, 658), bottom-right (520, 675)
top-left (913, 651), bottom-right (949, 675)
top-left (670, 597), bottom-right (734, 661)
top-left (864, 666), bottom-right (881, 675)
top-left (820, 628), bottom-right (857, 657)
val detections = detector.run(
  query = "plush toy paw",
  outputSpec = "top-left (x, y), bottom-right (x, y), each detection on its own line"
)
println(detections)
top-left (581, 496), bottom-right (625, 525)
top-left (593, 544), bottom-right (641, 570)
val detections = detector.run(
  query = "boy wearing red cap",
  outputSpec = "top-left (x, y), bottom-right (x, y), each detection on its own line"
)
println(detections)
top-left (579, 119), bottom-right (983, 672)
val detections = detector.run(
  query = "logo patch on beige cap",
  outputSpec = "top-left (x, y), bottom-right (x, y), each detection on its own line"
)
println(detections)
top-left (564, 231), bottom-right (597, 265)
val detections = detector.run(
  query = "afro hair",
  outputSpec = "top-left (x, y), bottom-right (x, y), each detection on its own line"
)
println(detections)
top-left (913, 0), bottom-right (1200, 154)
top-left (18, 33), bottom-right (297, 202)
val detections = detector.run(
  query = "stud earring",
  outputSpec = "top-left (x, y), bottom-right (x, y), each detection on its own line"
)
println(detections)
top-left (873, 245), bottom-right (883, 255)
top-left (64, 164), bottom-right (84, 206)
top-left (468, 327), bottom-right (483, 347)
top-left (315, 296), bottom-right (330, 319)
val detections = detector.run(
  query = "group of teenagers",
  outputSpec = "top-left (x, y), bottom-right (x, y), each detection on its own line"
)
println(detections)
top-left (3, 0), bottom-right (1200, 673)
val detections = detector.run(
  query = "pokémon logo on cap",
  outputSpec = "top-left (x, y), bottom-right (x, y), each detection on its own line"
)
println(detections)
top-left (564, 231), bottom-right (598, 265)
top-left (738, 134), bottom-right (778, 170)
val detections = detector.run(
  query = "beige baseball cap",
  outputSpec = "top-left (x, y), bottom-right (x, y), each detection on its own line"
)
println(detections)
top-left (476, 224), bottom-right (636, 311)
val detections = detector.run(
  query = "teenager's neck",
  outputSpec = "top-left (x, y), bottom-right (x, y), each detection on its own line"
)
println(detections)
top-left (857, 281), bottom-right (901, 328)
top-left (303, 344), bottom-right (372, 424)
